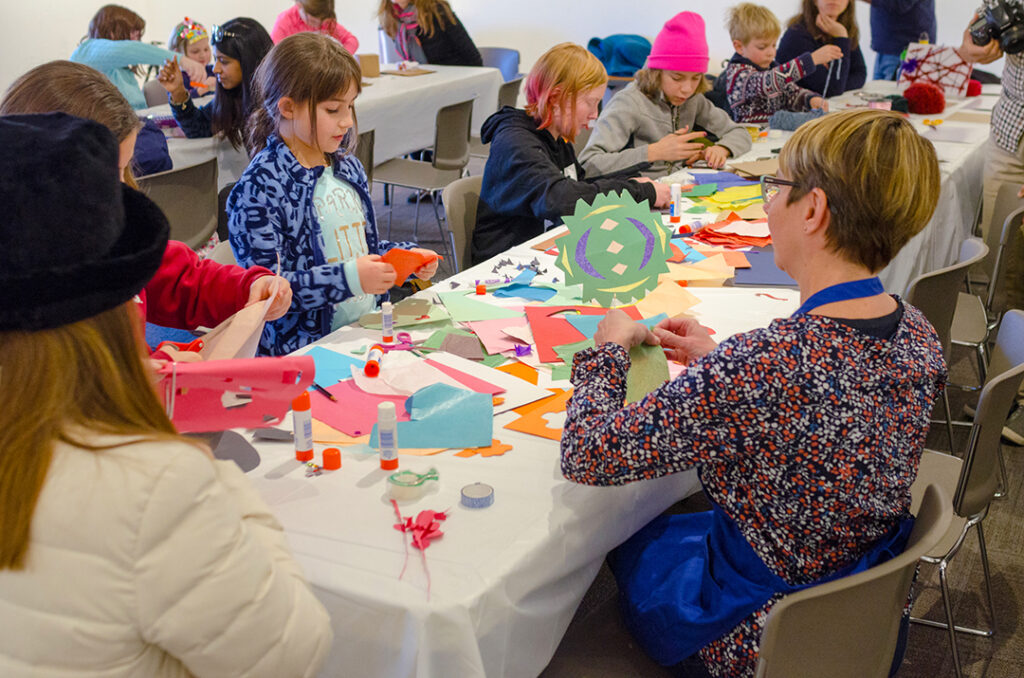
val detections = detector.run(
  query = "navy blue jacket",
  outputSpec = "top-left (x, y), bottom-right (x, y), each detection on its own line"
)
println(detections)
top-left (777, 22), bottom-right (867, 97)
top-left (870, 0), bottom-right (936, 56)
top-left (169, 96), bottom-right (213, 138)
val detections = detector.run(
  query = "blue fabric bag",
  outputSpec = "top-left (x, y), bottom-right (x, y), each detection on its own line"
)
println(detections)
top-left (587, 35), bottom-right (651, 77)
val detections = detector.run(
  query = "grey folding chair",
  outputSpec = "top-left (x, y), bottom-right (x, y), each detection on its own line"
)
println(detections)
top-left (136, 157), bottom-right (218, 250)
top-left (573, 126), bottom-right (594, 158)
top-left (208, 240), bottom-right (238, 266)
top-left (374, 99), bottom-right (474, 261)
top-left (143, 78), bottom-right (167, 107)
top-left (478, 47), bottom-right (521, 81)
top-left (355, 129), bottom-right (375, 188)
top-left (754, 484), bottom-right (953, 678)
top-left (377, 28), bottom-right (401, 64)
top-left (905, 237), bottom-right (989, 452)
top-left (909, 309), bottom-right (1024, 678)
top-left (470, 76), bottom-right (524, 159)
top-left (441, 175), bottom-right (482, 273)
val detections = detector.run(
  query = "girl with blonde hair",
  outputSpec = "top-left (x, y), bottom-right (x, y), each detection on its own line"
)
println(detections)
top-left (377, 0), bottom-right (481, 65)
top-left (470, 42), bottom-right (670, 265)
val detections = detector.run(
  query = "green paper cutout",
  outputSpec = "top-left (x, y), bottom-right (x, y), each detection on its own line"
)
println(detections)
top-left (685, 206), bottom-right (709, 214)
top-left (555, 191), bottom-right (673, 306)
top-left (424, 326), bottom-right (471, 350)
top-left (551, 364), bottom-right (572, 382)
top-left (626, 344), bottom-right (669, 404)
top-left (480, 353), bottom-right (508, 368)
top-left (552, 338), bottom-right (595, 365)
top-left (681, 183), bottom-right (718, 197)
top-left (437, 291), bottom-right (524, 322)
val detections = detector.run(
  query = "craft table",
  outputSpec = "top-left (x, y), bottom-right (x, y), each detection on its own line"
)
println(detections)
top-left (729, 81), bottom-right (997, 296)
top-left (234, 231), bottom-right (801, 678)
top-left (138, 65), bottom-right (503, 190)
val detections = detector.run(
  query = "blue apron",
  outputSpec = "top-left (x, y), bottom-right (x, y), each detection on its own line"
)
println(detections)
top-left (609, 277), bottom-right (911, 666)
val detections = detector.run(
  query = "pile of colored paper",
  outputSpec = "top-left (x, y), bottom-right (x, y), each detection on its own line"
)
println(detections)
top-left (692, 214), bottom-right (771, 249)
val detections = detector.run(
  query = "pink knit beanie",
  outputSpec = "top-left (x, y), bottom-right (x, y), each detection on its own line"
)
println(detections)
top-left (646, 11), bottom-right (709, 73)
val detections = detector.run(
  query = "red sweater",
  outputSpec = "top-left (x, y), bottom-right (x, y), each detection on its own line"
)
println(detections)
top-left (139, 240), bottom-right (273, 330)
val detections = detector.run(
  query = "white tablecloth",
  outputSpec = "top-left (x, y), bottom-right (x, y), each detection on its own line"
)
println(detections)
top-left (239, 233), bottom-right (802, 678)
top-left (730, 82), bottom-right (994, 296)
top-left (139, 65), bottom-right (502, 191)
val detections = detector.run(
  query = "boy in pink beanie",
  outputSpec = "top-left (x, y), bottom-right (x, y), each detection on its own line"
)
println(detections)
top-left (580, 11), bottom-right (751, 178)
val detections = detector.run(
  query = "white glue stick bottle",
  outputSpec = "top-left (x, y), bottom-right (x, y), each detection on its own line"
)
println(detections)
top-left (293, 392), bottom-right (314, 462)
top-left (378, 402), bottom-right (399, 470)
top-left (381, 301), bottom-right (394, 344)
top-left (670, 183), bottom-right (682, 224)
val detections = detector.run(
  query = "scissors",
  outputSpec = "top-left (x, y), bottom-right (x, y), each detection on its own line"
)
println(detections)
top-left (382, 331), bottom-right (434, 355)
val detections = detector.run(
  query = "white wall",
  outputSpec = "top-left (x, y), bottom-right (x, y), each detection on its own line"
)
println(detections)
top-left (0, 1), bottom-right (994, 95)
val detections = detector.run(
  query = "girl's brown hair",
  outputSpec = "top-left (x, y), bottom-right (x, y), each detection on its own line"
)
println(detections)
top-left (0, 61), bottom-right (142, 187)
top-left (0, 304), bottom-right (191, 570)
top-left (87, 4), bottom-right (145, 41)
top-left (634, 68), bottom-right (711, 102)
top-left (788, 0), bottom-right (859, 49)
top-left (378, 0), bottom-right (456, 39)
top-left (300, 0), bottom-right (336, 22)
top-left (247, 32), bottom-right (362, 157)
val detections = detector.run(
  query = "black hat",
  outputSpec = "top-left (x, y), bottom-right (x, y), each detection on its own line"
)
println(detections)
top-left (0, 112), bottom-right (169, 331)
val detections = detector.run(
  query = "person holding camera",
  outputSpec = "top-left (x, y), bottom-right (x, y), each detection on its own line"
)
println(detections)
top-left (855, 0), bottom-right (936, 81)
top-left (957, 1), bottom-right (1024, 445)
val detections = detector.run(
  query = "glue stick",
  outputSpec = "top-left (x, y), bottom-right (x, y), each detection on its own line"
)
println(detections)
top-left (365, 344), bottom-right (385, 377)
top-left (381, 301), bottom-right (394, 344)
top-left (292, 392), bottom-right (314, 462)
top-left (378, 401), bottom-right (399, 470)
top-left (670, 183), bottom-right (682, 223)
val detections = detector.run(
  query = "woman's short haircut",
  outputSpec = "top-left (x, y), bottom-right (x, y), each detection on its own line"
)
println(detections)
top-left (780, 109), bottom-right (940, 272)
top-left (524, 42), bottom-right (607, 143)
top-left (727, 3), bottom-right (782, 44)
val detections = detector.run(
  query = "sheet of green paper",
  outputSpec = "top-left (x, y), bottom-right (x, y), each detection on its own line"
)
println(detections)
top-left (686, 205), bottom-right (710, 214)
top-left (551, 364), bottom-right (572, 381)
top-left (681, 183), bottom-right (718, 197)
top-left (481, 354), bottom-right (508, 368)
top-left (424, 326), bottom-right (471, 350)
top-left (553, 338), bottom-right (594, 365)
top-left (438, 291), bottom-right (524, 322)
top-left (626, 343), bottom-right (669, 403)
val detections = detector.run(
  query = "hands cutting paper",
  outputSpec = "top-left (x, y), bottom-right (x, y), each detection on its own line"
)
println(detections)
top-left (247, 275), bottom-right (292, 320)
top-left (594, 308), bottom-right (661, 351)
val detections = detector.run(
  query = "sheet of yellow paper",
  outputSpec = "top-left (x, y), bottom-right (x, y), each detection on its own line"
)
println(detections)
top-left (635, 280), bottom-right (700, 318)
top-left (709, 184), bottom-right (762, 204)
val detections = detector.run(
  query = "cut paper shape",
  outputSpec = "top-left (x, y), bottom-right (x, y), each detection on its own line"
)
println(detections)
top-left (349, 351), bottom-right (490, 397)
top-left (734, 203), bottom-right (768, 221)
top-left (553, 338), bottom-right (594, 366)
top-left (626, 343), bottom-right (669, 404)
top-left (440, 333), bottom-right (486, 361)
top-left (360, 297), bottom-right (445, 329)
top-left (466, 317), bottom-right (530, 355)
top-left (680, 184), bottom-right (719, 197)
top-left (502, 324), bottom-right (535, 345)
top-left (311, 379), bottom-right (410, 436)
top-left (426, 352), bottom-right (549, 412)
top-left (733, 249), bottom-right (798, 287)
top-left (455, 439), bottom-right (514, 458)
top-left (391, 501), bottom-right (446, 598)
top-left (728, 158), bottom-right (779, 178)
top-left (706, 184), bottom-right (762, 205)
top-left (198, 277), bottom-right (282, 360)
top-left (530, 228), bottom-right (569, 251)
top-left (512, 268), bottom-right (538, 284)
top-left (550, 364), bottom-right (572, 382)
top-left (158, 355), bottom-right (314, 433)
top-left (306, 346), bottom-right (365, 385)
top-left (690, 171), bottom-right (757, 187)
top-left (635, 280), bottom-right (700, 319)
top-left (382, 248), bottom-right (439, 285)
top-left (503, 388), bottom-right (573, 441)
top-left (564, 313), bottom-right (668, 340)
top-left (495, 361), bottom-right (539, 384)
top-left (716, 219), bottom-right (770, 238)
top-left (424, 325), bottom-right (472, 350)
top-left (669, 240), bottom-right (707, 264)
top-left (312, 419), bottom-right (370, 445)
top-left (370, 383), bottom-right (493, 448)
top-left (437, 291), bottom-right (524, 322)
top-left (555, 190), bottom-right (673, 306)
top-left (423, 358), bottom-right (505, 395)
top-left (525, 305), bottom-right (642, 363)
top-left (492, 283), bottom-right (557, 302)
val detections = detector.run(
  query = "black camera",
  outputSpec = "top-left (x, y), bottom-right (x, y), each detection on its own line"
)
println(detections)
top-left (970, 0), bottom-right (1024, 54)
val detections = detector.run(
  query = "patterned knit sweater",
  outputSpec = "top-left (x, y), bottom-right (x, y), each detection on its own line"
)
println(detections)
top-left (561, 300), bottom-right (946, 676)
top-left (722, 53), bottom-right (818, 124)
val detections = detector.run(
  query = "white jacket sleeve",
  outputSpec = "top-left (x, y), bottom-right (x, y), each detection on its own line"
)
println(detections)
top-left (134, 447), bottom-right (332, 678)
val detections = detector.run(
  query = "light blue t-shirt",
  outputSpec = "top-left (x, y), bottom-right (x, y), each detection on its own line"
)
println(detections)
top-left (313, 171), bottom-right (377, 330)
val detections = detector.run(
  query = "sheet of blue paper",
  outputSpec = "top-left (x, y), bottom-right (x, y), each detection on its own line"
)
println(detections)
top-left (369, 383), bottom-right (493, 448)
top-left (671, 238), bottom-right (707, 264)
top-left (691, 171), bottom-right (758, 188)
top-left (563, 313), bottom-right (669, 340)
top-left (512, 269), bottom-right (538, 284)
top-left (306, 346), bottom-right (366, 385)
top-left (493, 283), bottom-right (557, 302)
top-left (733, 249), bottom-right (798, 287)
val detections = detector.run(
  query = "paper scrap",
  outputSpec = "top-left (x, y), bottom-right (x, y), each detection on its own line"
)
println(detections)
top-left (311, 379), bottom-right (410, 437)
top-left (454, 439), bottom-right (513, 458)
top-left (635, 279), bottom-right (701, 319)
top-left (495, 361), bottom-right (539, 385)
top-left (382, 248), bottom-right (438, 285)
top-left (370, 384), bottom-right (493, 448)
top-left (503, 388), bottom-right (572, 441)
top-left (306, 346), bottom-right (365, 385)
top-left (626, 343), bottom-right (669, 403)
top-left (439, 333), bottom-right (486, 361)
top-left (466, 317), bottom-right (530, 355)
top-left (563, 313), bottom-right (667, 340)
top-left (438, 291), bottom-right (524, 322)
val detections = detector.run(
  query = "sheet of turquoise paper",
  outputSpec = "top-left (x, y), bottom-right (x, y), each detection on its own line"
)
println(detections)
top-left (512, 269), bottom-right (538, 283)
top-left (492, 283), bottom-right (557, 302)
top-left (563, 313), bottom-right (668, 340)
top-left (626, 343), bottom-right (669, 404)
top-left (670, 238), bottom-right (706, 264)
top-left (369, 383), bottom-right (493, 448)
top-left (306, 346), bottom-right (365, 385)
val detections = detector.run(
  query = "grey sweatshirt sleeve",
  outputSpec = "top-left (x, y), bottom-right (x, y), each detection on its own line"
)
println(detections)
top-left (578, 94), bottom-right (649, 176)
top-left (692, 96), bottom-right (752, 158)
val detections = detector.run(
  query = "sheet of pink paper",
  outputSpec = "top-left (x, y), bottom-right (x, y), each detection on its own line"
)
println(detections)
top-left (423, 359), bottom-right (506, 395)
top-left (466, 317), bottom-right (529, 354)
top-left (311, 379), bottom-right (410, 437)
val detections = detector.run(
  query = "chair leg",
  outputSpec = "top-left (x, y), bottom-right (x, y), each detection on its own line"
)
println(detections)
top-left (413, 190), bottom-right (421, 241)
top-left (976, 523), bottom-right (998, 637)
top-left (387, 184), bottom-right (395, 240)
top-left (942, 389), bottom-right (956, 454)
top-left (975, 343), bottom-right (989, 384)
top-left (939, 562), bottom-right (964, 678)
top-left (995, 445), bottom-right (1009, 499)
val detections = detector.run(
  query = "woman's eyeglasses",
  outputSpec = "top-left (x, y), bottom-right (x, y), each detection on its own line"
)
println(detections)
top-left (760, 175), bottom-right (800, 203)
top-left (210, 25), bottom-right (239, 44)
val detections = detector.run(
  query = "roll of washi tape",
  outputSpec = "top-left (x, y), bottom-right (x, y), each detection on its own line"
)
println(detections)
top-left (460, 482), bottom-right (494, 509)
top-left (387, 468), bottom-right (439, 500)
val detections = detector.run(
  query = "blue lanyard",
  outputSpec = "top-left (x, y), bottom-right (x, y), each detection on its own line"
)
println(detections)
top-left (793, 277), bottom-right (884, 316)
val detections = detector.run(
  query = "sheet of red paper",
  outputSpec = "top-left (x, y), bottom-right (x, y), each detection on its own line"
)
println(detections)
top-left (525, 305), bottom-right (642, 363)
top-left (382, 248), bottom-right (437, 285)
top-left (423, 358), bottom-right (505, 395)
top-left (311, 379), bottom-right (410, 437)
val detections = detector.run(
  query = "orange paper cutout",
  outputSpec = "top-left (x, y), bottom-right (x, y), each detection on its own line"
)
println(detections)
top-left (503, 388), bottom-right (572, 440)
top-left (382, 248), bottom-right (439, 285)
top-left (495, 361), bottom-right (540, 384)
top-left (455, 438), bottom-right (514, 458)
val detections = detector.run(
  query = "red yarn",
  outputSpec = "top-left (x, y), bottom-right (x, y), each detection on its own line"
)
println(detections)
top-left (904, 82), bottom-right (946, 115)
top-left (967, 79), bottom-right (982, 97)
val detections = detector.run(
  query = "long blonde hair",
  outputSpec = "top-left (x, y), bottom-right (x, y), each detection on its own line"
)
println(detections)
top-left (524, 43), bottom-right (607, 143)
top-left (378, 0), bottom-right (456, 39)
top-left (0, 304), bottom-right (186, 570)
top-left (0, 61), bottom-right (142, 187)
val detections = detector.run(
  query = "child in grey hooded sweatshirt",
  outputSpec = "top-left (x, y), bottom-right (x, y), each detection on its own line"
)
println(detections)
top-left (580, 12), bottom-right (751, 178)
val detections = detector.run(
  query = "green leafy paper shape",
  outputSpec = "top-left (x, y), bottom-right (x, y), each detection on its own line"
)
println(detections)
top-left (555, 191), bottom-right (672, 306)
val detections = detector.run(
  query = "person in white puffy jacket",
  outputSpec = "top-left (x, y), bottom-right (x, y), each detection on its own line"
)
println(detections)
top-left (0, 111), bottom-right (332, 678)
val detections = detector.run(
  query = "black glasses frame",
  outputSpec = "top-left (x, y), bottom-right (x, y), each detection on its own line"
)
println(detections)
top-left (760, 175), bottom-right (800, 203)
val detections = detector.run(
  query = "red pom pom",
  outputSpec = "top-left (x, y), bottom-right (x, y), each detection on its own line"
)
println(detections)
top-left (967, 79), bottom-right (983, 97)
top-left (904, 82), bottom-right (946, 115)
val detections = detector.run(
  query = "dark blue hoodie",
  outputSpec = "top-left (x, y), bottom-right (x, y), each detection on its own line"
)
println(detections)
top-left (869, 0), bottom-right (936, 56)
top-left (471, 107), bottom-right (657, 266)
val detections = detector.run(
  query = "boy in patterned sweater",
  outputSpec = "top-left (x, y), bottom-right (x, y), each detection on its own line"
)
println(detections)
top-left (721, 3), bottom-right (840, 124)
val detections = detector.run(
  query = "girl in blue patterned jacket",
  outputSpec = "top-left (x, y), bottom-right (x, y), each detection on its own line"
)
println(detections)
top-left (228, 33), bottom-right (439, 356)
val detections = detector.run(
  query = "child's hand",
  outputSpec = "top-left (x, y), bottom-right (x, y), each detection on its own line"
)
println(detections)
top-left (702, 145), bottom-right (730, 169)
top-left (157, 58), bottom-right (189, 104)
top-left (410, 248), bottom-right (440, 280)
top-left (178, 56), bottom-right (208, 86)
top-left (649, 127), bottom-right (707, 164)
top-left (811, 45), bottom-right (843, 65)
top-left (357, 255), bottom-right (397, 294)
top-left (632, 177), bottom-right (672, 208)
top-left (809, 96), bottom-right (829, 111)
top-left (815, 13), bottom-right (848, 39)
top-left (247, 275), bottom-right (293, 320)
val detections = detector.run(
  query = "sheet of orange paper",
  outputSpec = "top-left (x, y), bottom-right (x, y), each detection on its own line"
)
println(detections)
top-left (692, 248), bottom-right (751, 268)
top-left (382, 248), bottom-right (438, 285)
top-left (503, 388), bottom-right (572, 441)
top-left (635, 280), bottom-right (700, 319)
top-left (530, 227), bottom-right (569, 251)
top-left (495, 361), bottom-right (539, 384)
top-left (455, 439), bottom-right (513, 458)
